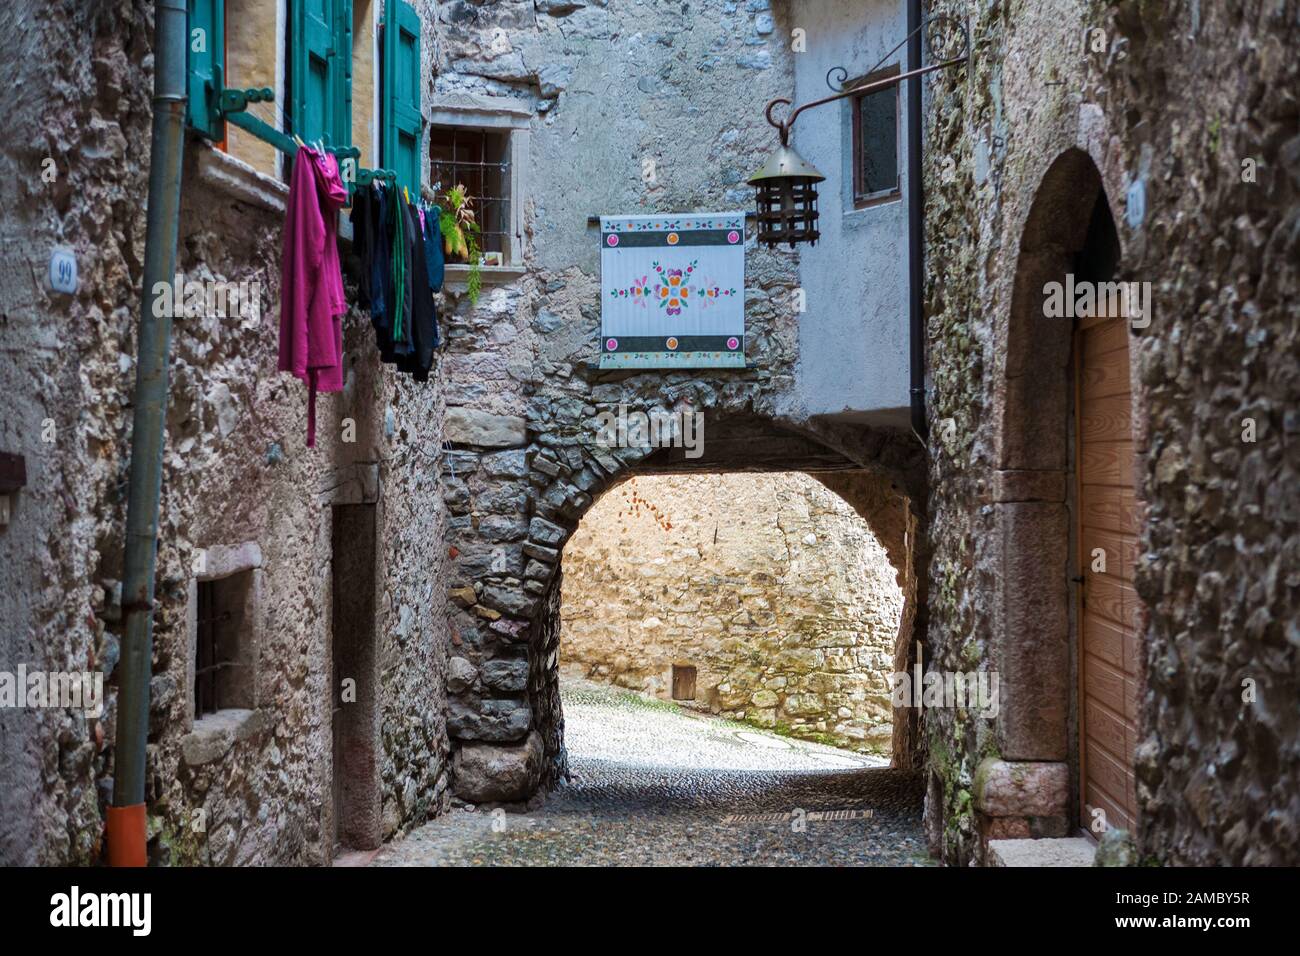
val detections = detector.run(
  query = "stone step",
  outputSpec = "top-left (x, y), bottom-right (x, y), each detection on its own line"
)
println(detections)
top-left (987, 837), bottom-right (1097, 867)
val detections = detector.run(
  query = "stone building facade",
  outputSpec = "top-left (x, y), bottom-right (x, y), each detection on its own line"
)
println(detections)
top-left (920, 0), bottom-right (1299, 865)
top-left (0, 0), bottom-right (1293, 869)
top-left (1, 0), bottom-right (924, 864)
top-left (429, 0), bottom-right (925, 802)
top-left (0, 0), bottom-right (453, 865)
top-left (559, 473), bottom-right (905, 753)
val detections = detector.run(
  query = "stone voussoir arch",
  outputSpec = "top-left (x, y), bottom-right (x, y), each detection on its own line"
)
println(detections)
top-left (439, 397), bottom-right (925, 803)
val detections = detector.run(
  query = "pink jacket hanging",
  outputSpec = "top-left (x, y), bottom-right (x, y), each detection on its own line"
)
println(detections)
top-left (279, 146), bottom-right (348, 447)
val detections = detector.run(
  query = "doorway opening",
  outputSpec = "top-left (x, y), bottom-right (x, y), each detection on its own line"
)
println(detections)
top-left (1071, 190), bottom-right (1138, 834)
top-left (987, 146), bottom-right (1140, 849)
top-left (330, 503), bottom-right (382, 854)
top-left (395, 470), bottom-right (929, 865)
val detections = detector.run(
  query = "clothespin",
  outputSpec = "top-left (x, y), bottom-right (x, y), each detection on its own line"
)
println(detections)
top-left (293, 134), bottom-right (305, 148)
top-left (404, 186), bottom-right (410, 203)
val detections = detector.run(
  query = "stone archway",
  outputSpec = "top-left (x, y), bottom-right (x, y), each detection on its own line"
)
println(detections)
top-left (977, 146), bottom-right (1133, 842)
top-left (441, 409), bottom-right (925, 803)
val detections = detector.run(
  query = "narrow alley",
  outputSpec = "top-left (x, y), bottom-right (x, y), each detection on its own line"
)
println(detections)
top-left (369, 680), bottom-right (929, 866)
top-left (0, 0), bottom-right (1295, 933)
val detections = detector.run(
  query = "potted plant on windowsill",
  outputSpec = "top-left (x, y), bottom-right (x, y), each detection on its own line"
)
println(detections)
top-left (439, 183), bottom-right (483, 305)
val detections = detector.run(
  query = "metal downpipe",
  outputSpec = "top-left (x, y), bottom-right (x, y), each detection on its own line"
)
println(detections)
top-left (108, 0), bottom-right (188, 867)
top-left (907, 0), bottom-right (928, 443)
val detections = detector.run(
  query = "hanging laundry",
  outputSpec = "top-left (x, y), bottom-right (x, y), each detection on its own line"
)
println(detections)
top-left (350, 183), bottom-right (378, 311)
top-left (396, 196), bottom-right (436, 381)
top-left (279, 146), bottom-right (348, 448)
top-left (350, 181), bottom-right (442, 380)
top-left (369, 184), bottom-right (390, 326)
top-left (420, 205), bottom-right (443, 350)
top-left (389, 182), bottom-right (413, 359)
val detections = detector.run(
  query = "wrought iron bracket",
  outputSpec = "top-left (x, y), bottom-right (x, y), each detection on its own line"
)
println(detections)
top-left (204, 66), bottom-right (396, 189)
top-left (766, 14), bottom-right (970, 145)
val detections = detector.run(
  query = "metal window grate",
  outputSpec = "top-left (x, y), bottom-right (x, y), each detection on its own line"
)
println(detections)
top-left (193, 582), bottom-right (237, 717)
top-left (429, 126), bottom-right (511, 260)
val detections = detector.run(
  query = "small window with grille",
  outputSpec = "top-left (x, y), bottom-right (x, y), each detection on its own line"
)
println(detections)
top-left (429, 126), bottom-right (514, 266)
top-left (193, 571), bottom-right (257, 718)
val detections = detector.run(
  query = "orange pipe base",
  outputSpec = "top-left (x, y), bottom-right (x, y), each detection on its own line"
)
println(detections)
top-left (106, 803), bottom-right (148, 867)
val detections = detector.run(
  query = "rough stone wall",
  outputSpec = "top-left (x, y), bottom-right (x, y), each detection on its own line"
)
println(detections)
top-left (921, 0), bottom-right (1299, 865)
top-left (432, 0), bottom-right (927, 801)
top-left (0, 0), bottom-right (452, 865)
top-left (559, 473), bottom-right (903, 752)
top-left (817, 468), bottom-right (923, 768)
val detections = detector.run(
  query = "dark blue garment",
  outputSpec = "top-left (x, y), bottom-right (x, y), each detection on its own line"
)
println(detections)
top-left (421, 207), bottom-right (443, 350)
top-left (370, 185), bottom-right (389, 331)
top-left (348, 188), bottom-right (376, 310)
top-left (423, 206), bottom-right (444, 292)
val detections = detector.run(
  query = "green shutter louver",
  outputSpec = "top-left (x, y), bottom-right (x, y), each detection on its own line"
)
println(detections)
top-left (292, 0), bottom-right (335, 145)
top-left (383, 0), bottom-right (422, 193)
top-left (186, 0), bottom-right (225, 139)
top-left (334, 0), bottom-right (353, 154)
top-left (292, 0), bottom-right (354, 147)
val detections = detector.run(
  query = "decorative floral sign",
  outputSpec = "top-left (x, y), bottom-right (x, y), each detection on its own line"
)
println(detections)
top-left (599, 212), bottom-right (746, 369)
top-left (610, 260), bottom-right (738, 316)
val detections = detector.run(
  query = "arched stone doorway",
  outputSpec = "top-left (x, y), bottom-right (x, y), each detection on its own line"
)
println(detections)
top-left (979, 147), bottom-right (1145, 843)
top-left (442, 412), bottom-right (926, 803)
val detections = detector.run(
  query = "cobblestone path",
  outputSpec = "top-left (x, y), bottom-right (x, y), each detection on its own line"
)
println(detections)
top-left (370, 681), bottom-right (932, 866)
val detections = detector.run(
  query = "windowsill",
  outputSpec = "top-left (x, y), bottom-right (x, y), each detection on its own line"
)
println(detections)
top-left (182, 707), bottom-right (267, 766)
top-left (850, 191), bottom-right (902, 212)
top-left (443, 263), bottom-right (527, 289)
top-left (194, 142), bottom-right (288, 215)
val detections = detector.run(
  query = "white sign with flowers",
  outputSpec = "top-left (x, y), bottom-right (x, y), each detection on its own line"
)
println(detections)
top-left (598, 212), bottom-right (746, 369)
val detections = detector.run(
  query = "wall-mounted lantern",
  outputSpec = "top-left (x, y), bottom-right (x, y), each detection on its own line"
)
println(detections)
top-left (749, 16), bottom-right (970, 248)
top-left (749, 142), bottom-right (827, 248)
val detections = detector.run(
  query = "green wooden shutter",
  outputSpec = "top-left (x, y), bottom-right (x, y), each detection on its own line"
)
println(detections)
top-left (292, 0), bottom-right (333, 144)
top-left (292, 0), bottom-right (352, 147)
top-left (186, 0), bottom-right (224, 139)
top-left (333, 0), bottom-right (353, 153)
top-left (383, 0), bottom-right (422, 192)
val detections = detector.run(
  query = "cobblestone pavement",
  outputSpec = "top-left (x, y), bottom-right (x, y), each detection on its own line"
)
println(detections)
top-left (370, 681), bottom-right (933, 866)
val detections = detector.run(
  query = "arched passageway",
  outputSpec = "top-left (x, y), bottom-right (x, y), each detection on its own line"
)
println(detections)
top-left (442, 413), bottom-right (927, 807)
top-left (559, 472), bottom-right (907, 754)
top-left (381, 447), bottom-right (933, 866)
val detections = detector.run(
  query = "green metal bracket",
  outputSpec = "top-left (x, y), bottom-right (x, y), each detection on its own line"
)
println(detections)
top-left (217, 86), bottom-right (275, 114)
top-left (356, 167), bottom-right (398, 186)
top-left (216, 90), bottom-right (395, 194)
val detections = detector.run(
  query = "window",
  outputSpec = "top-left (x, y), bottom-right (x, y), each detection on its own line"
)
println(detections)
top-left (425, 96), bottom-right (531, 270)
top-left (193, 571), bottom-right (257, 717)
top-left (185, 0), bottom-right (417, 191)
top-left (187, 543), bottom-right (263, 727)
top-left (850, 67), bottom-right (900, 207)
top-left (429, 127), bottom-right (512, 263)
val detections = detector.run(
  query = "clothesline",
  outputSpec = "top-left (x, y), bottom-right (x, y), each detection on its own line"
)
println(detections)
top-left (278, 145), bottom-right (443, 450)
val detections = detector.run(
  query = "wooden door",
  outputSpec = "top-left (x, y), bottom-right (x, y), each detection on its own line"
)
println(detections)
top-left (1076, 314), bottom-right (1140, 834)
